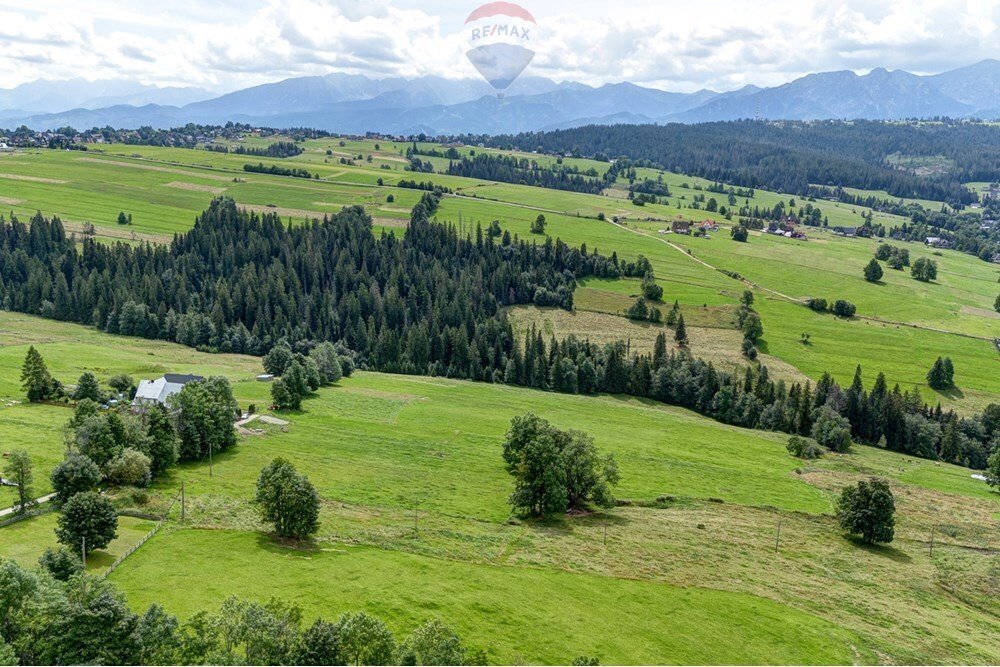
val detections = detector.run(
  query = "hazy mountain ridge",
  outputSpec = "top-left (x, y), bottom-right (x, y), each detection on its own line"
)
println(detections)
top-left (2, 61), bottom-right (997, 134)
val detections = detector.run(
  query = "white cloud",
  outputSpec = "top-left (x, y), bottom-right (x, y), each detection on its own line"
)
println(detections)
top-left (0, 0), bottom-right (997, 93)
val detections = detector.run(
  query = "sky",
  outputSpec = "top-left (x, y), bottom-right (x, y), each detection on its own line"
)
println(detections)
top-left (0, 0), bottom-right (998, 93)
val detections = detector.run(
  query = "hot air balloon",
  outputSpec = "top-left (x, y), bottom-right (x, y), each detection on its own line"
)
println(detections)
top-left (465, 2), bottom-right (536, 96)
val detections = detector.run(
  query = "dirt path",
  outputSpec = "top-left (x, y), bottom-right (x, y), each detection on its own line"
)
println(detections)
top-left (0, 492), bottom-right (56, 518)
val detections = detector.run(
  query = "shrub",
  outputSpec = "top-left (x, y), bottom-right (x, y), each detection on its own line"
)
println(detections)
top-left (811, 407), bottom-right (852, 452)
top-left (38, 547), bottom-right (84, 581)
top-left (786, 435), bottom-right (823, 459)
top-left (105, 448), bottom-right (152, 488)
top-left (832, 300), bottom-right (856, 318)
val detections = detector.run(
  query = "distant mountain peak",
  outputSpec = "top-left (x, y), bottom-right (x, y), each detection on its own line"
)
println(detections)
top-left (2, 60), bottom-right (997, 134)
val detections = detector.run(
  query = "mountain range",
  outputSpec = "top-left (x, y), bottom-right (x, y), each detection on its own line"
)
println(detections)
top-left (2, 60), bottom-right (997, 135)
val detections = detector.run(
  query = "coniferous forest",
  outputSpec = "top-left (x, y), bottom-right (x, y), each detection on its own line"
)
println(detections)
top-left (471, 120), bottom-right (1000, 206)
top-left (0, 195), bottom-right (996, 469)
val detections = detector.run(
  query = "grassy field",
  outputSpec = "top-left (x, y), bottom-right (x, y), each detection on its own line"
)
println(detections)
top-left (1, 314), bottom-right (998, 664)
top-left (0, 141), bottom-right (997, 418)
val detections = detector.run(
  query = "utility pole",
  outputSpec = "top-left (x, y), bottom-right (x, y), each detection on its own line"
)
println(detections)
top-left (181, 480), bottom-right (186, 523)
top-left (603, 522), bottom-right (608, 546)
top-left (413, 501), bottom-right (419, 537)
top-left (81, 536), bottom-right (86, 568)
top-left (208, 442), bottom-right (213, 478)
top-left (774, 519), bottom-right (782, 552)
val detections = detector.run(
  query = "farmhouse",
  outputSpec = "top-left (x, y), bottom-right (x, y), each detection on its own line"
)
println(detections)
top-left (699, 220), bottom-right (719, 232)
top-left (671, 220), bottom-right (691, 234)
top-left (832, 226), bottom-right (857, 237)
top-left (133, 373), bottom-right (203, 407)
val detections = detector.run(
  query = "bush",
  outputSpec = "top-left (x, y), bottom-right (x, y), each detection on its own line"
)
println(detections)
top-left (832, 299), bottom-right (856, 318)
top-left (811, 407), bottom-right (852, 452)
top-left (105, 448), bottom-right (152, 488)
top-left (38, 547), bottom-right (84, 581)
top-left (786, 435), bottom-right (823, 459)
top-left (730, 225), bottom-right (749, 242)
top-left (807, 297), bottom-right (828, 312)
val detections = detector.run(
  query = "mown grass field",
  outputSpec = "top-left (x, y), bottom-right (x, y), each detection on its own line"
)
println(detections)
top-left (2, 141), bottom-right (998, 417)
top-left (1, 314), bottom-right (998, 664)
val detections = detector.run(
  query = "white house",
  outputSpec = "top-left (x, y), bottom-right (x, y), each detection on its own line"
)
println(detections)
top-left (133, 373), bottom-right (203, 406)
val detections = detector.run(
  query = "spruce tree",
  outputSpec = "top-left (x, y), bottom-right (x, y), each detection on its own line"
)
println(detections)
top-left (20, 346), bottom-right (56, 402)
top-left (674, 314), bottom-right (688, 346)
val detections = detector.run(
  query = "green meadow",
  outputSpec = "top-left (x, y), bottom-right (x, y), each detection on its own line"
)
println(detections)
top-left (0, 314), bottom-right (997, 663)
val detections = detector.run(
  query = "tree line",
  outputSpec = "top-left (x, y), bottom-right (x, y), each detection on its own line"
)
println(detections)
top-left (0, 197), bottom-right (996, 470)
top-left (0, 558), bottom-right (501, 665)
top-left (469, 120), bottom-right (999, 206)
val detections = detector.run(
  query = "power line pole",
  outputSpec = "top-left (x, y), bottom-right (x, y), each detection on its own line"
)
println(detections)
top-left (208, 442), bottom-right (213, 478)
top-left (81, 536), bottom-right (86, 569)
top-left (181, 480), bottom-right (186, 523)
top-left (775, 518), bottom-right (782, 552)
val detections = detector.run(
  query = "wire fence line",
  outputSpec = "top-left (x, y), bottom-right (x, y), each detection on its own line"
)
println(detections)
top-left (102, 491), bottom-right (181, 578)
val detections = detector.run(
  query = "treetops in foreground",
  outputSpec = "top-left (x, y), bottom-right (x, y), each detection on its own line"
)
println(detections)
top-left (0, 557), bottom-right (498, 666)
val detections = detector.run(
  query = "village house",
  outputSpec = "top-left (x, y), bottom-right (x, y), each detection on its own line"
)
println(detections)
top-left (133, 373), bottom-right (204, 407)
top-left (699, 220), bottom-right (719, 232)
top-left (671, 220), bottom-right (691, 234)
top-left (832, 226), bottom-right (857, 237)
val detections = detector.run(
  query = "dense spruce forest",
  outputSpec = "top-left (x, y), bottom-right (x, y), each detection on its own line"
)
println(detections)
top-left (470, 120), bottom-right (1000, 205)
top-left (445, 154), bottom-right (605, 194)
top-left (0, 196), bottom-right (996, 469)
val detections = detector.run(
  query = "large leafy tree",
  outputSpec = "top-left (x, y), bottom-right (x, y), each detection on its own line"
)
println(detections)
top-left (337, 612), bottom-right (396, 666)
top-left (911, 257), bottom-right (938, 282)
top-left (171, 377), bottom-right (238, 461)
top-left (502, 413), bottom-right (618, 517)
top-left (397, 619), bottom-right (466, 666)
top-left (144, 404), bottom-right (179, 475)
top-left (863, 258), bottom-right (883, 282)
top-left (55, 491), bottom-right (118, 551)
top-left (254, 458), bottom-right (320, 540)
top-left (309, 342), bottom-right (343, 384)
top-left (835, 477), bottom-right (895, 544)
top-left (50, 453), bottom-right (101, 504)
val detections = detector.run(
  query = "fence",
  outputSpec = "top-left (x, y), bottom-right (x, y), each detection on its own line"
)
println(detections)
top-left (0, 504), bottom-right (54, 529)
top-left (102, 491), bottom-right (181, 578)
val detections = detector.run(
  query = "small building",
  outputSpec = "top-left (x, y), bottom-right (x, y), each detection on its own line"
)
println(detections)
top-left (256, 374), bottom-right (274, 382)
top-left (699, 220), bottom-right (719, 232)
top-left (832, 226), bottom-right (857, 238)
top-left (671, 220), bottom-right (691, 234)
top-left (133, 373), bottom-right (204, 407)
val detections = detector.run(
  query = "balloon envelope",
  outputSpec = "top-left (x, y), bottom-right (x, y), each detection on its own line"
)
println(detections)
top-left (466, 43), bottom-right (535, 90)
top-left (464, 2), bottom-right (537, 91)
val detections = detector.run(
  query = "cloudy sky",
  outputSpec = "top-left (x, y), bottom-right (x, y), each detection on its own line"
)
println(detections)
top-left (0, 0), bottom-right (998, 93)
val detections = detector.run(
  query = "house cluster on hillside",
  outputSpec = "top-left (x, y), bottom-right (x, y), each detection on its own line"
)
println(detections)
top-left (766, 219), bottom-right (807, 239)
top-left (832, 226), bottom-right (857, 237)
top-left (924, 236), bottom-right (954, 249)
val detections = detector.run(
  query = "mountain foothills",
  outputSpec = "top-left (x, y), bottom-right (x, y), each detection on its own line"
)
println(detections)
top-left (0, 113), bottom-right (998, 667)
top-left (1, 60), bottom-right (998, 134)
